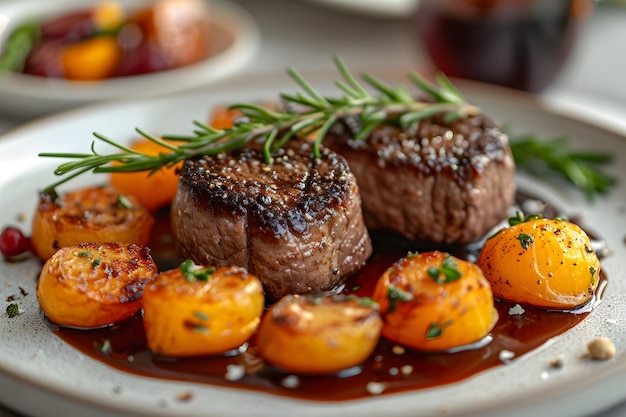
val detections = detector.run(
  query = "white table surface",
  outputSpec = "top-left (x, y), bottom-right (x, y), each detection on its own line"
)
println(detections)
top-left (0, 0), bottom-right (625, 416)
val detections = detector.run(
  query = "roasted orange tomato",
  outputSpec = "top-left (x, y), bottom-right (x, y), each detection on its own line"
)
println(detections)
top-left (31, 186), bottom-right (154, 260)
top-left (37, 242), bottom-right (158, 328)
top-left (109, 138), bottom-right (183, 211)
top-left (61, 36), bottom-right (122, 80)
top-left (142, 262), bottom-right (264, 357)
top-left (477, 213), bottom-right (600, 309)
top-left (373, 251), bottom-right (498, 352)
top-left (209, 106), bottom-right (242, 130)
top-left (255, 293), bottom-right (383, 374)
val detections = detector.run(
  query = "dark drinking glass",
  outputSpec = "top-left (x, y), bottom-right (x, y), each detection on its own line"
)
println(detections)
top-left (413, 0), bottom-right (592, 92)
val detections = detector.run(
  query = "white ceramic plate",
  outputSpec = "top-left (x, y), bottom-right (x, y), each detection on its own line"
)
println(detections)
top-left (0, 0), bottom-right (259, 120)
top-left (300, 0), bottom-right (419, 18)
top-left (0, 71), bottom-right (625, 417)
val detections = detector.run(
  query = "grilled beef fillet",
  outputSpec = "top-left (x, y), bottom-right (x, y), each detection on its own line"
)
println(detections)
top-left (171, 139), bottom-right (372, 300)
top-left (325, 113), bottom-right (516, 245)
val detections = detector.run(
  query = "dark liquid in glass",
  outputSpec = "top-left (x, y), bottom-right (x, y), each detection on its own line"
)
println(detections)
top-left (414, 0), bottom-right (590, 92)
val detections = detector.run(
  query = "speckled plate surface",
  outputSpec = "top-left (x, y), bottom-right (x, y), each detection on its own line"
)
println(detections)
top-left (0, 71), bottom-right (625, 417)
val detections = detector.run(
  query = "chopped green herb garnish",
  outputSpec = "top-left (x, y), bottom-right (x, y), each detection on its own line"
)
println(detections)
top-left (356, 297), bottom-right (379, 309)
top-left (78, 251), bottom-right (91, 257)
top-left (6, 303), bottom-right (20, 318)
top-left (190, 324), bottom-right (210, 334)
top-left (306, 294), bottom-right (325, 305)
top-left (91, 258), bottom-right (101, 267)
top-left (517, 233), bottom-right (534, 250)
top-left (179, 259), bottom-right (216, 282)
top-left (387, 285), bottom-right (413, 313)
top-left (345, 295), bottom-right (379, 309)
top-left (508, 211), bottom-right (543, 226)
top-left (425, 321), bottom-right (450, 339)
top-left (590, 266), bottom-right (597, 286)
top-left (94, 339), bottom-right (112, 354)
top-left (427, 255), bottom-right (462, 284)
top-left (117, 193), bottom-right (135, 209)
top-left (193, 311), bottom-right (209, 321)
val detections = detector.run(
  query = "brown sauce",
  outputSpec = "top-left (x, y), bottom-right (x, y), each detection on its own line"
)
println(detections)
top-left (51, 192), bottom-right (607, 401)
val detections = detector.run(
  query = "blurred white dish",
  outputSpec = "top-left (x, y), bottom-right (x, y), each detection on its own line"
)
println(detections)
top-left (302, 0), bottom-right (419, 17)
top-left (0, 0), bottom-right (259, 120)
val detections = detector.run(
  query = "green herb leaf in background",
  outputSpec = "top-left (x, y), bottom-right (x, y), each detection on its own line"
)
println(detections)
top-left (509, 130), bottom-right (616, 201)
top-left (0, 21), bottom-right (40, 72)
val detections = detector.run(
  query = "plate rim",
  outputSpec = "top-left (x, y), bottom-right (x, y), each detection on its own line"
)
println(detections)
top-left (0, 71), bottom-right (625, 417)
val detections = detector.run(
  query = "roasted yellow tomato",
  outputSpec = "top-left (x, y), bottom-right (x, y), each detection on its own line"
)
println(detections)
top-left (208, 106), bottom-right (242, 130)
top-left (373, 251), bottom-right (498, 352)
top-left (37, 242), bottom-right (158, 328)
top-left (31, 186), bottom-right (154, 260)
top-left (61, 36), bottom-right (122, 80)
top-left (109, 138), bottom-right (182, 211)
top-left (255, 293), bottom-right (383, 374)
top-left (142, 262), bottom-right (264, 357)
top-left (477, 214), bottom-right (600, 309)
top-left (91, 0), bottom-right (126, 30)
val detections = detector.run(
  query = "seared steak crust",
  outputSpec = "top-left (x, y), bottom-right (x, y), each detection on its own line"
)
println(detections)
top-left (171, 139), bottom-right (372, 300)
top-left (325, 113), bottom-right (516, 244)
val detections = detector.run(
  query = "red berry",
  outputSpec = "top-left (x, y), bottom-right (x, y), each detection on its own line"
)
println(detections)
top-left (0, 227), bottom-right (30, 258)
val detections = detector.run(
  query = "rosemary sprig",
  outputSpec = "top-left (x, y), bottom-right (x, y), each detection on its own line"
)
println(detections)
top-left (38, 56), bottom-right (480, 192)
top-left (38, 57), bottom-right (615, 201)
top-left (509, 131), bottom-right (616, 201)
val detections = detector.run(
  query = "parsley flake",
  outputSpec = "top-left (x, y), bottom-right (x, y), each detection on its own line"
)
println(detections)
top-left (590, 266), bottom-right (597, 286)
top-left (6, 303), bottom-right (19, 318)
top-left (194, 311), bottom-right (209, 321)
top-left (517, 233), bottom-right (534, 250)
top-left (387, 285), bottom-right (413, 313)
top-left (425, 322), bottom-right (448, 340)
top-left (117, 193), bottom-right (135, 209)
top-left (179, 259), bottom-right (216, 282)
top-left (427, 255), bottom-right (462, 284)
top-left (508, 211), bottom-right (543, 226)
top-left (94, 339), bottom-right (112, 355)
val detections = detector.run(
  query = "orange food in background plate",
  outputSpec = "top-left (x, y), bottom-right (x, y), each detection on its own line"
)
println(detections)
top-left (7, 0), bottom-right (210, 79)
top-left (61, 36), bottom-right (121, 80)
top-left (30, 186), bottom-right (154, 260)
top-left (37, 242), bottom-right (158, 328)
top-left (109, 138), bottom-right (182, 211)
top-left (142, 262), bottom-right (264, 357)
top-left (59, 0), bottom-right (125, 80)
top-left (373, 251), bottom-right (498, 352)
top-left (92, 0), bottom-right (126, 30)
top-left (478, 215), bottom-right (600, 310)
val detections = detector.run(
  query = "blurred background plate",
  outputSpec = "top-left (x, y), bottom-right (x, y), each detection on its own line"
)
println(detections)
top-left (301, 0), bottom-right (419, 17)
top-left (0, 0), bottom-right (260, 120)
